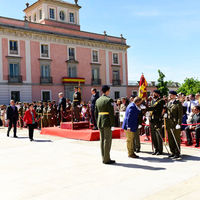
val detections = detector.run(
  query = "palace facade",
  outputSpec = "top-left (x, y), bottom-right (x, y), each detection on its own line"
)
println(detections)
top-left (0, 0), bottom-right (129, 104)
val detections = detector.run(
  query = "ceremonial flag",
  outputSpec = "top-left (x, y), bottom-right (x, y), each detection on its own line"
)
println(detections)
top-left (138, 74), bottom-right (148, 100)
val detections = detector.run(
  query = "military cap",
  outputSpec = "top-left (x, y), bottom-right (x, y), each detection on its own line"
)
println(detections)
top-left (169, 90), bottom-right (177, 95)
top-left (102, 85), bottom-right (110, 93)
top-left (153, 90), bottom-right (161, 95)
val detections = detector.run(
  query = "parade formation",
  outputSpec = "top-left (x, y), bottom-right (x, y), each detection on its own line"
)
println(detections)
top-left (1, 82), bottom-right (200, 164)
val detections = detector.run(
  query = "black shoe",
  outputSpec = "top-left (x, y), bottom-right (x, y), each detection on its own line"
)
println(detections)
top-left (156, 152), bottom-right (162, 155)
top-left (135, 149), bottom-right (140, 153)
top-left (30, 139), bottom-right (34, 142)
top-left (152, 152), bottom-right (158, 155)
top-left (195, 144), bottom-right (199, 147)
top-left (168, 154), bottom-right (175, 158)
top-left (173, 155), bottom-right (180, 159)
top-left (103, 160), bottom-right (116, 164)
top-left (14, 135), bottom-right (18, 138)
top-left (7, 133), bottom-right (9, 137)
top-left (187, 142), bottom-right (193, 146)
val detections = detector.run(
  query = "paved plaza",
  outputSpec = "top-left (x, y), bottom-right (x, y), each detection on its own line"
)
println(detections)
top-left (0, 127), bottom-right (200, 200)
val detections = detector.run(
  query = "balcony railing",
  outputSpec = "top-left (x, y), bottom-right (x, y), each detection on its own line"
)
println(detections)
top-left (91, 78), bottom-right (101, 85)
top-left (112, 79), bottom-right (121, 86)
top-left (40, 76), bottom-right (53, 84)
top-left (8, 75), bottom-right (22, 83)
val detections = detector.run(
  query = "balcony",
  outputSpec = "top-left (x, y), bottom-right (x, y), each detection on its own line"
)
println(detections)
top-left (8, 75), bottom-right (22, 83)
top-left (91, 79), bottom-right (101, 86)
top-left (112, 79), bottom-right (121, 86)
top-left (40, 76), bottom-right (53, 84)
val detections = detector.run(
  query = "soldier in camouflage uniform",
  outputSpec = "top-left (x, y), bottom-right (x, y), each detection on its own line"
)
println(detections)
top-left (73, 87), bottom-right (81, 122)
top-left (42, 102), bottom-right (49, 127)
top-left (165, 91), bottom-right (183, 159)
top-left (36, 101), bottom-right (43, 129)
top-left (146, 90), bottom-right (165, 155)
top-left (95, 85), bottom-right (115, 164)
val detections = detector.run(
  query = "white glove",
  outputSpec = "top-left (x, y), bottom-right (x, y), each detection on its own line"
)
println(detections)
top-left (138, 125), bottom-right (142, 129)
top-left (163, 113), bottom-right (168, 118)
top-left (111, 127), bottom-right (115, 131)
top-left (127, 127), bottom-right (131, 131)
top-left (176, 124), bottom-right (181, 129)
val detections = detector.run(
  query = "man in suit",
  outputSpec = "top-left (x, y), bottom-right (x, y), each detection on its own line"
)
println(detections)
top-left (165, 91), bottom-right (183, 159)
top-left (122, 97), bottom-right (143, 158)
top-left (95, 85), bottom-right (115, 164)
top-left (58, 92), bottom-right (66, 123)
top-left (7, 100), bottom-right (19, 138)
top-left (146, 90), bottom-right (165, 155)
top-left (185, 105), bottom-right (200, 147)
top-left (73, 87), bottom-right (81, 122)
top-left (90, 88), bottom-right (99, 130)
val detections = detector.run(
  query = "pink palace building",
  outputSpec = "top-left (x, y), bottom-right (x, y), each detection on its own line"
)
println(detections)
top-left (0, 0), bottom-right (129, 104)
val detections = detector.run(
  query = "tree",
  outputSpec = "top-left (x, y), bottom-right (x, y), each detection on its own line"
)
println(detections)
top-left (156, 69), bottom-right (169, 96)
top-left (177, 78), bottom-right (200, 95)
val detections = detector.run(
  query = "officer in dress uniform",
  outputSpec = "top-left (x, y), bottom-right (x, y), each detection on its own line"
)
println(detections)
top-left (73, 87), bottom-right (81, 122)
top-left (95, 85), bottom-right (115, 164)
top-left (146, 90), bottom-right (165, 155)
top-left (165, 91), bottom-right (183, 159)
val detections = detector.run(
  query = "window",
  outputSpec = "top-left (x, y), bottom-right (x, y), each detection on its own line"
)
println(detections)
top-left (39, 9), bottom-right (42, 20)
top-left (68, 48), bottom-right (75, 60)
top-left (69, 12), bottom-right (75, 23)
top-left (9, 40), bottom-right (18, 55)
top-left (115, 91), bottom-right (120, 99)
top-left (9, 63), bottom-right (19, 77)
top-left (49, 8), bottom-right (55, 19)
top-left (92, 50), bottom-right (99, 63)
top-left (113, 53), bottom-right (119, 64)
top-left (41, 65), bottom-right (50, 78)
top-left (34, 14), bottom-right (37, 22)
top-left (92, 67), bottom-right (100, 85)
top-left (92, 68), bottom-right (99, 80)
top-left (42, 91), bottom-right (51, 102)
top-left (68, 64), bottom-right (77, 77)
top-left (29, 16), bottom-right (31, 22)
top-left (11, 91), bottom-right (20, 102)
top-left (112, 69), bottom-right (120, 85)
top-left (60, 11), bottom-right (65, 21)
top-left (41, 44), bottom-right (49, 57)
top-left (113, 69), bottom-right (120, 80)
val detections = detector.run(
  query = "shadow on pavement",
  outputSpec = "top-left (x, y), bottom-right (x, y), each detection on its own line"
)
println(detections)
top-left (16, 137), bottom-right (29, 139)
top-left (140, 156), bottom-right (174, 163)
top-left (33, 139), bottom-right (52, 143)
top-left (114, 163), bottom-right (166, 170)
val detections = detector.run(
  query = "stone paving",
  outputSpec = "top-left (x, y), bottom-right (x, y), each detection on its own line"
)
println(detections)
top-left (0, 127), bottom-right (200, 200)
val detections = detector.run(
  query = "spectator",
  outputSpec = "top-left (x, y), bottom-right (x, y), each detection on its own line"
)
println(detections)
top-left (6, 100), bottom-right (19, 138)
top-left (23, 104), bottom-right (37, 141)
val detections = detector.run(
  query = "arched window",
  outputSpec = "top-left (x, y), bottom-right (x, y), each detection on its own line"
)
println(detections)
top-left (60, 11), bottom-right (65, 21)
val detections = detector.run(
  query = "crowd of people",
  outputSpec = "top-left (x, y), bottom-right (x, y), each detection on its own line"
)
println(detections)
top-left (0, 86), bottom-right (200, 164)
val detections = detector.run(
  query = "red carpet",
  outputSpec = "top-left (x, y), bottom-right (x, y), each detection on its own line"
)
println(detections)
top-left (40, 127), bottom-right (123, 141)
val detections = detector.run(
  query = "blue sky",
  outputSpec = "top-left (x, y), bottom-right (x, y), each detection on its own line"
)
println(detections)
top-left (0, 0), bottom-right (200, 83)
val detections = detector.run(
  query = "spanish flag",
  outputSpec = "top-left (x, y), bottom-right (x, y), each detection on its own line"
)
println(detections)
top-left (138, 74), bottom-right (148, 100)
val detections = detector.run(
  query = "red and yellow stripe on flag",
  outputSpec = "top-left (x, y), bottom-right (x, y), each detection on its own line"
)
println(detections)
top-left (138, 74), bottom-right (148, 100)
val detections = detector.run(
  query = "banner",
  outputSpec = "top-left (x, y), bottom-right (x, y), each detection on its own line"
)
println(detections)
top-left (138, 74), bottom-right (148, 100)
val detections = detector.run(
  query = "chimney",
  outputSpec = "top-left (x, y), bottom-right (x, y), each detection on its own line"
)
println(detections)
top-left (26, 3), bottom-right (29, 8)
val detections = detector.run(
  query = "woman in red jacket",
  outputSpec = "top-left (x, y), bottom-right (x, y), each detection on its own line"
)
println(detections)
top-left (23, 104), bottom-right (37, 141)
